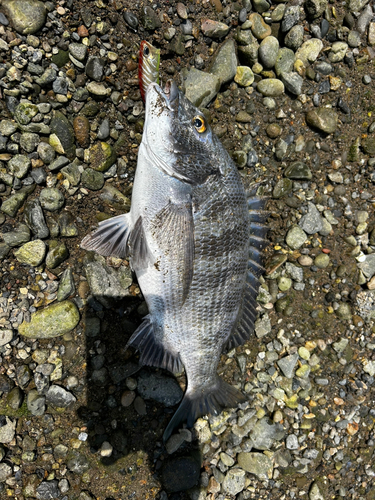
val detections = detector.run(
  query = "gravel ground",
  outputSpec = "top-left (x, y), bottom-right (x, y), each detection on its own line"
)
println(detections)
top-left (1, 0), bottom-right (375, 499)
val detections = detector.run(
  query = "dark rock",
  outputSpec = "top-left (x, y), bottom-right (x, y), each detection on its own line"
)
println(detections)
top-left (24, 198), bottom-right (49, 238)
top-left (140, 6), bottom-right (161, 30)
top-left (50, 111), bottom-right (75, 160)
top-left (36, 480), bottom-right (59, 500)
top-left (123, 10), bottom-right (138, 30)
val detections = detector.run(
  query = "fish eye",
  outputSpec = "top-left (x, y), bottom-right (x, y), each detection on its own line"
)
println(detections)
top-left (144, 45), bottom-right (149, 56)
top-left (193, 115), bottom-right (206, 133)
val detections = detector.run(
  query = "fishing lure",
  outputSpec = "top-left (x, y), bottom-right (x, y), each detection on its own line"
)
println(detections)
top-left (138, 41), bottom-right (161, 102)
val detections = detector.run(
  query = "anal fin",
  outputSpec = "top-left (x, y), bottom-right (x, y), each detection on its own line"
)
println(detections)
top-left (127, 316), bottom-right (182, 374)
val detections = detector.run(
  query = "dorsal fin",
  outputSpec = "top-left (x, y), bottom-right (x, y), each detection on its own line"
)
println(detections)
top-left (223, 189), bottom-right (269, 352)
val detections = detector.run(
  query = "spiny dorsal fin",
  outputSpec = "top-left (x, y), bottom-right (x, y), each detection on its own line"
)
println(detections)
top-left (223, 191), bottom-right (269, 352)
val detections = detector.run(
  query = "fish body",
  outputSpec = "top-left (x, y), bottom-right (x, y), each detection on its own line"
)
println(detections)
top-left (81, 81), bottom-right (267, 441)
top-left (138, 41), bottom-right (160, 102)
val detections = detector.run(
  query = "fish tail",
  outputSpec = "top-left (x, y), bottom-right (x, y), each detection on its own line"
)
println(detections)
top-left (163, 377), bottom-right (246, 442)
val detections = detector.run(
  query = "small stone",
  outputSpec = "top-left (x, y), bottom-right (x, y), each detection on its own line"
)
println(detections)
top-left (50, 110), bottom-right (75, 160)
top-left (0, 463), bottom-right (12, 482)
top-left (14, 239), bottom-right (46, 266)
top-left (100, 441), bottom-right (113, 457)
top-left (67, 451), bottom-right (90, 474)
top-left (46, 385), bottom-right (76, 407)
top-left (89, 142), bottom-right (117, 172)
top-left (81, 168), bottom-right (104, 191)
top-left (309, 480), bottom-right (325, 500)
top-left (255, 313), bottom-right (271, 338)
top-left (0, 329), bottom-right (13, 346)
top-left (40, 188), bottom-right (64, 212)
top-left (299, 203), bottom-right (323, 234)
top-left (46, 240), bottom-right (69, 268)
top-left (8, 154), bottom-right (31, 178)
top-left (286, 226), bottom-right (307, 250)
top-left (273, 178), bottom-right (293, 198)
top-left (58, 212), bottom-right (78, 237)
top-left (27, 389), bottom-right (45, 416)
top-left (69, 42), bottom-right (87, 62)
top-left (306, 107), bottom-right (338, 134)
top-left (209, 39), bottom-right (237, 86)
top-left (18, 300), bottom-right (80, 339)
top-left (24, 198), bottom-right (49, 238)
top-left (249, 13), bottom-right (271, 40)
top-left (140, 6), bottom-right (162, 30)
top-left (37, 142), bottom-right (55, 164)
top-left (280, 72), bottom-right (303, 95)
top-left (277, 353), bottom-right (299, 378)
top-left (121, 390), bottom-right (136, 407)
top-left (328, 42), bottom-right (348, 63)
top-left (284, 161), bottom-right (312, 180)
top-left (275, 48), bottom-right (295, 76)
top-left (257, 78), bottom-right (284, 97)
top-left (1, 187), bottom-right (32, 217)
top-left (57, 268), bottom-right (75, 301)
top-left (286, 434), bottom-right (299, 450)
top-left (181, 67), bottom-right (221, 108)
top-left (295, 39), bottom-right (323, 64)
top-left (201, 19), bottom-right (230, 39)
top-left (87, 82), bottom-right (111, 96)
top-left (259, 36), bottom-right (279, 69)
top-left (2, 0), bottom-right (46, 35)
top-left (335, 302), bottom-right (352, 320)
top-left (281, 5), bottom-right (300, 32)
top-left (2, 223), bottom-right (30, 247)
top-left (237, 452), bottom-right (273, 480)
top-left (222, 469), bottom-right (246, 496)
top-left (73, 116), bottom-right (90, 148)
top-left (284, 25), bottom-right (304, 52)
top-left (123, 10), bottom-right (138, 30)
top-left (20, 132), bottom-right (39, 153)
top-left (61, 163), bottom-right (81, 186)
top-left (0, 417), bottom-right (16, 443)
top-left (48, 156), bottom-right (69, 171)
top-left (136, 371), bottom-right (183, 407)
top-left (85, 56), bottom-right (105, 82)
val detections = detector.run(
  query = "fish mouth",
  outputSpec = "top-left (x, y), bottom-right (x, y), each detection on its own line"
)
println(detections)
top-left (146, 80), bottom-right (179, 111)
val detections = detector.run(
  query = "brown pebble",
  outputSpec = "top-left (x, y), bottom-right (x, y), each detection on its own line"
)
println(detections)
top-left (121, 390), bottom-right (136, 407)
top-left (73, 115), bottom-right (90, 148)
top-left (266, 123), bottom-right (282, 139)
top-left (77, 25), bottom-right (89, 37)
top-left (125, 59), bottom-right (138, 72)
top-left (78, 281), bottom-right (90, 299)
top-left (352, 314), bottom-right (364, 326)
top-left (298, 255), bottom-right (313, 266)
top-left (176, 2), bottom-right (188, 19)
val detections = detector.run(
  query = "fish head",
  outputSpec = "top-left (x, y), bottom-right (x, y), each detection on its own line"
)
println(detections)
top-left (143, 80), bottom-right (223, 185)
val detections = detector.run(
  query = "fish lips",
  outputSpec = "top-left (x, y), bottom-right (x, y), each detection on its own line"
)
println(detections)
top-left (145, 80), bottom-right (179, 114)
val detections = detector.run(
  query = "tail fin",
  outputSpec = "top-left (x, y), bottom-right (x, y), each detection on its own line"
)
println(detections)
top-left (163, 377), bottom-right (246, 442)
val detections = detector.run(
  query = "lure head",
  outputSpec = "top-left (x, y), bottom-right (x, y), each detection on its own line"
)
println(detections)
top-left (138, 41), bottom-right (161, 102)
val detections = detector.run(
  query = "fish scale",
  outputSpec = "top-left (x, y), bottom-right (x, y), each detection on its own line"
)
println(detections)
top-left (81, 80), bottom-right (268, 442)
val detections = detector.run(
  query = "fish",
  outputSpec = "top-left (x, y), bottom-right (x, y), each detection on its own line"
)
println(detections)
top-left (138, 41), bottom-right (160, 102)
top-left (81, 80), bottom-right (268, 442)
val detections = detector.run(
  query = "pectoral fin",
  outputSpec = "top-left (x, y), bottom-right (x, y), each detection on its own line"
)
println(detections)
top-left (127, 216), bottom-right (154, 270)
top-left (151, 200), bottom-right (194, 303)
top-left (81, 213), bottom-right (131, 258)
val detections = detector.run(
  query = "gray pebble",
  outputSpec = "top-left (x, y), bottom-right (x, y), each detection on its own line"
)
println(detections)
top-left (40, 187), bottom-right (64, 211)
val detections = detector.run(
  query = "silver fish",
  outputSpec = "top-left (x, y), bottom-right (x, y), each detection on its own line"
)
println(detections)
top-left (81, 80), bottom-right (268, 441)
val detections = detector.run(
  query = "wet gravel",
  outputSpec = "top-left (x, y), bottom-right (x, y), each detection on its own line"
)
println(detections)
top-left (1, 0), bottom-right (375, 499)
